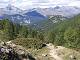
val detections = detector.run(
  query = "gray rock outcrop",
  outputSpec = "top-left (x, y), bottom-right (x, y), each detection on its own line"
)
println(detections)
top-left (0, 41), bottom-right (36, 60)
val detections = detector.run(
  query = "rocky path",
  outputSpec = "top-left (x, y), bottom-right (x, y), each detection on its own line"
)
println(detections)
top-left (47, 43), bottom-right (63, 60)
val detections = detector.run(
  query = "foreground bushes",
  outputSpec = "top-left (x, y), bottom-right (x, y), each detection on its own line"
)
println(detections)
top-left (0, 19), bottom-right (44, 41)
top-left (12, 38), bottom-right (44, 49)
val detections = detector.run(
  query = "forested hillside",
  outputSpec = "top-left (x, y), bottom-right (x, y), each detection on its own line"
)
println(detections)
top-left (0, 19), bottom-right (45, 49)
top-left (46, 15), bottom-right (80, 49)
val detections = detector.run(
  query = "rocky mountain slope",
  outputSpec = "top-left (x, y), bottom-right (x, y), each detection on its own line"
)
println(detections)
top-left (30, 15), bottom-right (68, 31)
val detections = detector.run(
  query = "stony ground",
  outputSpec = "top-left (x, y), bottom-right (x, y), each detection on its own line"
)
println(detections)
top-left (46, 43), bottom-right (63, 60)
top-left (30, 43), bottom-right (80, 60)
top-left (0, 40), bottom-right (80, 60)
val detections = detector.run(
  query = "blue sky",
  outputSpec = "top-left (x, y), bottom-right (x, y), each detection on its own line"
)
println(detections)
top-left (0, 0), bottom-right (80, 10)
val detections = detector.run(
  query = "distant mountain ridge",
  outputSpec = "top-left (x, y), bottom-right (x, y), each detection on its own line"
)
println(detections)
top-left (0, 5), bottom-right (47, 24)
top-left (0, 5), bottom-right (80, 24)
top-left (36, 6), bottom-right (80, 17)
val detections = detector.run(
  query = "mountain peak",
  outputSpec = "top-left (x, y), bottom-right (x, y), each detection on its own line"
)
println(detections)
top-left (54, 6), bottom-right (61, 9)
top-left (0, 5), bottom-right (23, 15)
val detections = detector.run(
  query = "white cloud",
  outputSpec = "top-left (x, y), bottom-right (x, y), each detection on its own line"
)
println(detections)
top-left (0, 0), bottom-right (80, 9)
top-left (0, 0), bottom-right (9, 2)
top-left (68, 1), bottom-right (80, 7)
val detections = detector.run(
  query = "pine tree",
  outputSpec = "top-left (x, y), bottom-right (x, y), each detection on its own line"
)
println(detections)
top-left (18, 25), bottom-right (28, 38)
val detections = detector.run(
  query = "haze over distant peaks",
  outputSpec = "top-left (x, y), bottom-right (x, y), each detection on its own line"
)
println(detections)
top-left (0, 5), bottom-right (80, 24)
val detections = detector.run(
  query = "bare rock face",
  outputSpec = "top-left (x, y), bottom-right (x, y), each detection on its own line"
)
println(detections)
top-left (0, 41), bottom-right (36, 60)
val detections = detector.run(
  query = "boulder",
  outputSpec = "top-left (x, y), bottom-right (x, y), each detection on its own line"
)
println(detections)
top-left (0, 41), bottom-right (36, 60)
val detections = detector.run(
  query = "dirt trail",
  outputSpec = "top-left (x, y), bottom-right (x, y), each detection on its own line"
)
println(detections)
top-left (47, 43), bottom-right (63, 60)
